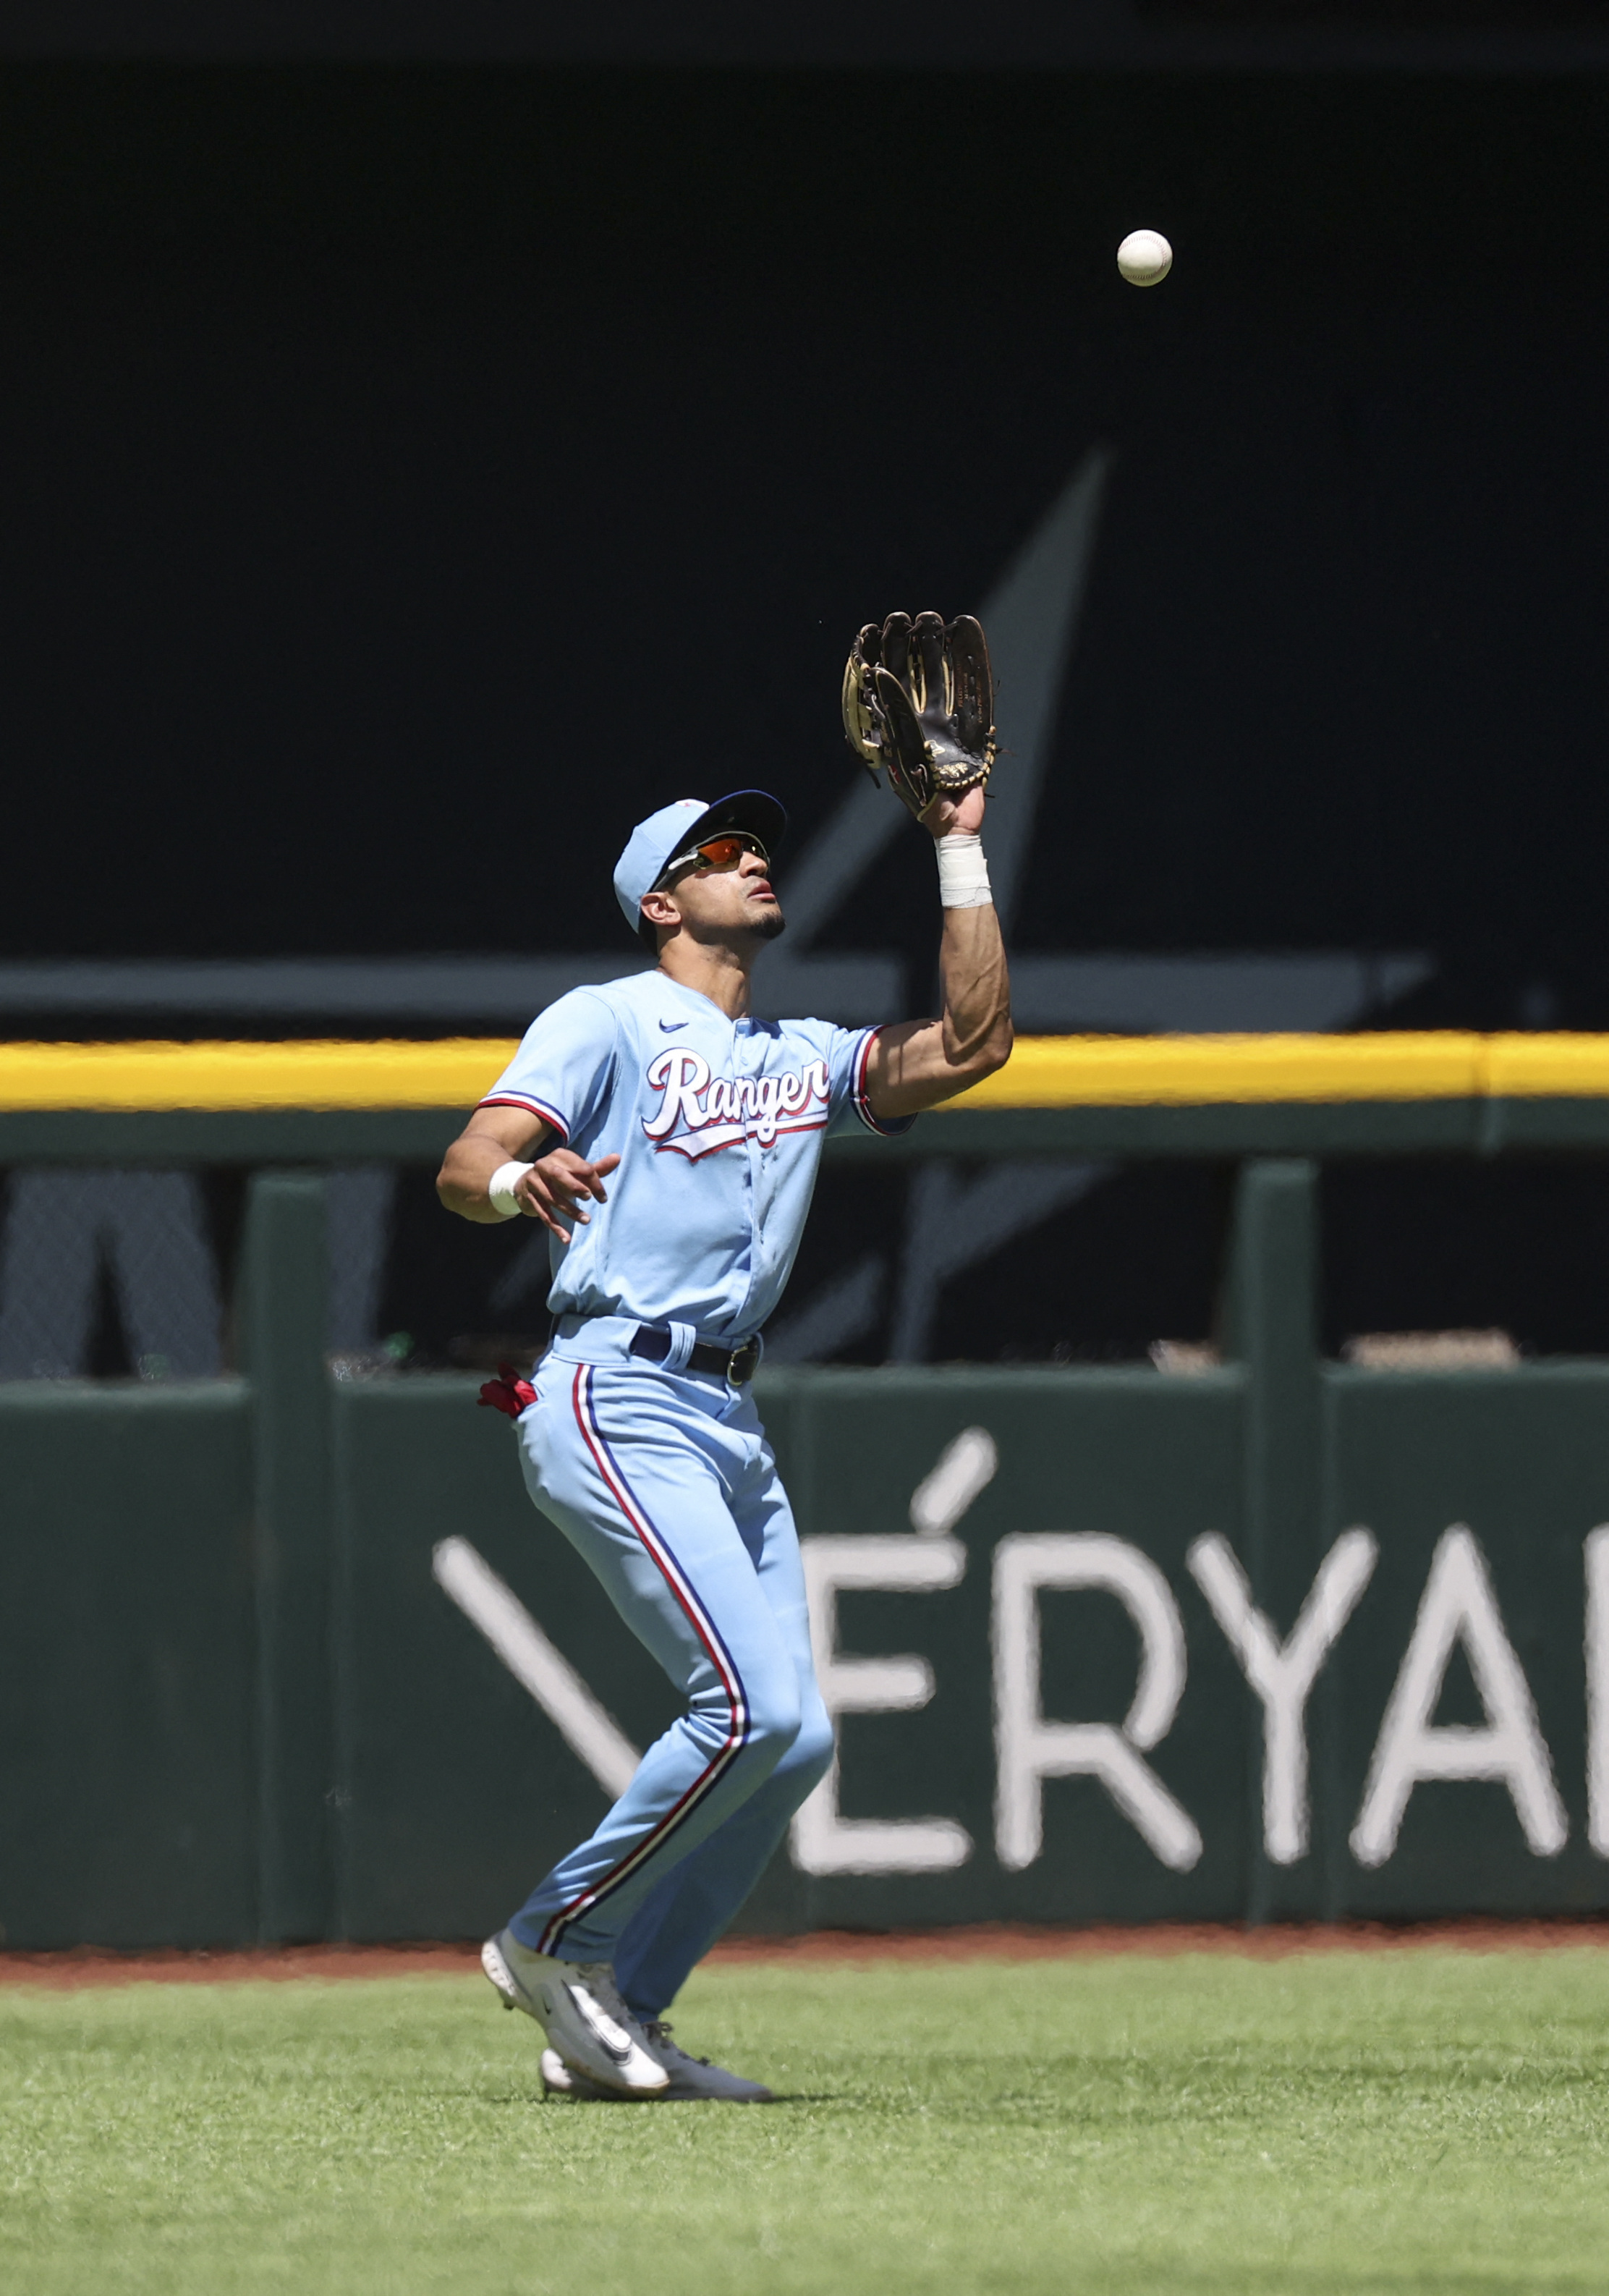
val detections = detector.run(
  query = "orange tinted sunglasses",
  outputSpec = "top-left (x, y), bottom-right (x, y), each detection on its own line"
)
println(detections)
top-left (660, 831), bottom-right (770, 881)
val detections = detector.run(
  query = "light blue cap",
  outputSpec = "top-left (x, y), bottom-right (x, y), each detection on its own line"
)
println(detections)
top-left (612, 789), bottom-right (787, 938)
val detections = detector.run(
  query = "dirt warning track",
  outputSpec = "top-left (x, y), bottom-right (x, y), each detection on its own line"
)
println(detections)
top-left (4, 1918), bottom-right (1609, 1988)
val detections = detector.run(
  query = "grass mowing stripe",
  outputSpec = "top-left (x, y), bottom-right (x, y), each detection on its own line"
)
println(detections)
top-left (1, 1952), bottom-right (1607, 2295)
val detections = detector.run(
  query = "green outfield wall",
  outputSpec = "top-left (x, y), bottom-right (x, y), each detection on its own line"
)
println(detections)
top-left (4, 1140), bottom-right (1609, 1947)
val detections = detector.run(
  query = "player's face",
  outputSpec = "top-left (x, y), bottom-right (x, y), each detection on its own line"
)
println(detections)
top-left (663, 836), bottom-right (785, 944)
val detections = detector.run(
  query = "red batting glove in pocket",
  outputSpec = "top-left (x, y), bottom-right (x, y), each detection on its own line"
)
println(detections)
top-left (477, 1363), bottom-right (538, 1420)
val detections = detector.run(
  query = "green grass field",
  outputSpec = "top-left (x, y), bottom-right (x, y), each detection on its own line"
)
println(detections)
top-left (3, 1949), bottom-right (1607, 2295)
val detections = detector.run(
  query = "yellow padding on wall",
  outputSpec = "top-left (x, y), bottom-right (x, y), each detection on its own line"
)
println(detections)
top-left (1480, 1033), bottom-right (1609, 1098)
top-left (0, 1039), bottom-right (522, 1111)
top-left (4, 1031), bottom-right (1609, 1113)
top-left (948, 1033), bottom-right (1487, 1108)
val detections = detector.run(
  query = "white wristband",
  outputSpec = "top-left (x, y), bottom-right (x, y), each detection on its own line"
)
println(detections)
top-left (488, 1161), bottom-right (534, 1220)
top-left (935, 831), bottom-right (993, 909)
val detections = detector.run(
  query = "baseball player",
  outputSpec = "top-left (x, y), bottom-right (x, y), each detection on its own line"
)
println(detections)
top-left (437, 612), bottom-right (1009, 2101)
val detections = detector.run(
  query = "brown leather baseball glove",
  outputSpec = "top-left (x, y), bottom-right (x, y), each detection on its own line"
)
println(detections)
top-left (841, 610), bottom-right (996, 820)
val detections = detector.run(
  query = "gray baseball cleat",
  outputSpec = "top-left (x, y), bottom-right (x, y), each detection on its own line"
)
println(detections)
top-left (644, 2019), bottom-right (775, 2101)
top-left (481, 1929), bottom-right (669, 2098)
top-left (540, 2022), bottom-right (773, 2103)
top-left (540, 2046), bottom-right (607, 2098)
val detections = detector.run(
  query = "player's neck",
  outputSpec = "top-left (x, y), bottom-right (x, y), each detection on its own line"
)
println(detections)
top-left (655, 936), bottom-right (755, 1020)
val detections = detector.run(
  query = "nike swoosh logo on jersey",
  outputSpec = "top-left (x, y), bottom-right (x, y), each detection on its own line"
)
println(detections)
top-left (659, 1019), bottom-right (688, 1032)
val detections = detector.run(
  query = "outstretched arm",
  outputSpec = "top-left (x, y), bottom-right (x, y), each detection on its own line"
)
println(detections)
top-left (861, 784), bottom-right (1013, 1121)
top-left (436, 1106), bottom-right (621, 1239)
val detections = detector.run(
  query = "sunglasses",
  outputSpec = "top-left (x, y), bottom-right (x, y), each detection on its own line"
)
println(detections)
top-left (658, 831), bottom-right (771, 884)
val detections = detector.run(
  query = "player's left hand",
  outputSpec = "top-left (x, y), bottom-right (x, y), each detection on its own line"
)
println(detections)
top-left (921, 783), bottom-right (987, 839)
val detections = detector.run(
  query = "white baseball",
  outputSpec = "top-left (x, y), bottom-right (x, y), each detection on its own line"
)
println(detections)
top-left (1117, 229), bottom-right (1172, 287)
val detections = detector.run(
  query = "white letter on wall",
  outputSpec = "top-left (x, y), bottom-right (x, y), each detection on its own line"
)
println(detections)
top-left (791, 1536), bottom-right (972, 1876)
top-left (1351, 1525), bottom-right (1567, 1868)
top-left (1187, 1528), bottom-right (1377, 1865)
top-left (993, 1533), bottom-right (1202, 1873)
top-left (432, 1537), bottom-right (642, 1799)
top-left (1587, 1526), bottom-right (1609, 1857)
top-left (909, 1426), bottom-right (998, 1538)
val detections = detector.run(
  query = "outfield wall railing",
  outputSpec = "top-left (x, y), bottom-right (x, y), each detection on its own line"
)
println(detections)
top-left (4, 1035), bottom-right (1609, 1949)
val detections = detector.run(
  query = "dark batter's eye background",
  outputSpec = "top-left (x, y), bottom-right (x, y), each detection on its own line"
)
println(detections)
top-left (0, 59), bottom-right (1598, 1004)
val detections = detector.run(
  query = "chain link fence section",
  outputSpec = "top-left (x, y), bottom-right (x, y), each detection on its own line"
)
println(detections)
top-left (0, 1164), bottom-right (401, 1381)
top-left (326, 1165), bottom-right (399, 1373)
top-left (0, 1169), bottom-right (224, 1380)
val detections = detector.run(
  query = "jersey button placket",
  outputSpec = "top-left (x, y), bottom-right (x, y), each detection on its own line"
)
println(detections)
top-left (734, 1021), bottom-right (765, 1341)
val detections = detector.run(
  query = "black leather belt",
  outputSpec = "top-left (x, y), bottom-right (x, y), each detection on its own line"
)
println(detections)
top-left (629, 1324), bottom-right (762, 1384)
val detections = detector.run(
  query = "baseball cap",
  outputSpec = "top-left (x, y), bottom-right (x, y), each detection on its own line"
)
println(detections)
top-left (612, 790), bottom-right (788, 938)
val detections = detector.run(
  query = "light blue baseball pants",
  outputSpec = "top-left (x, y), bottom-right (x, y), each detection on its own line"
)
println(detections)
top-left (506, 1335), bottom-right (833, 2020)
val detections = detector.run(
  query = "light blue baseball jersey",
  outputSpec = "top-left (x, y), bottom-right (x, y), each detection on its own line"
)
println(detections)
top-left (479, 970), bottom-right (913, 1340)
